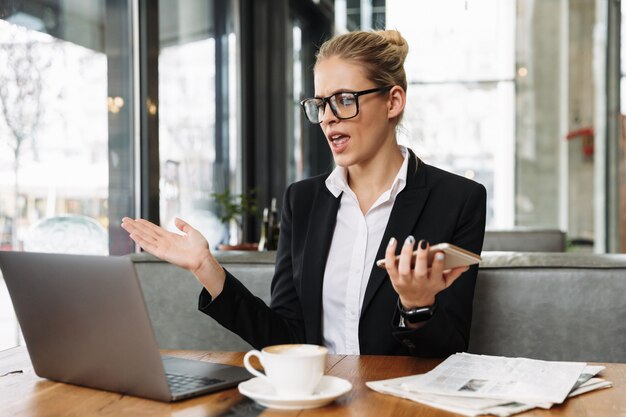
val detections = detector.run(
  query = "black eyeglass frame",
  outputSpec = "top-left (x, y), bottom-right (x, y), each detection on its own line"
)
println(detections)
top-left (299, 85), bottom-right (393, 124)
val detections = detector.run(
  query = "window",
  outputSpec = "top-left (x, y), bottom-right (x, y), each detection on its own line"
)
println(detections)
top-left (387, 0), bottom-right (515, 228)
top-left (158, 0), bottom-right (239, 247)
top-left (287, 24), bottom-right (304, 183)
top-left (0, 16), bottom-right (111, 253)
top-left (0, 0), bottom-right (135, 349)
top-left (336, 0), bottom-right (386, 32)
top-left (388, 0), bottom-right (623, 251)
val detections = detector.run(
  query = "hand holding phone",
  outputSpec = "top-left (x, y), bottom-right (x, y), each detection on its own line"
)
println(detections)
top-left (376, 242), bottom-right (480, 270)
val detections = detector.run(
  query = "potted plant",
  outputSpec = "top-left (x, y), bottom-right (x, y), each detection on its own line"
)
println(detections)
top-left (211, 188), bottom-right (259, 250)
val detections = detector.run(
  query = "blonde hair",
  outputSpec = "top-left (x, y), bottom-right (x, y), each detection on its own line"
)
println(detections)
top-left (315, 29), bottom-right (409, 93)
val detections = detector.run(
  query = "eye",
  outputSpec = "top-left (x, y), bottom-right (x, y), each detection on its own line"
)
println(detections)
top-left (335, 93), bottom-right (356, 107)
top-left (306, 99), bottom-right (323, 110)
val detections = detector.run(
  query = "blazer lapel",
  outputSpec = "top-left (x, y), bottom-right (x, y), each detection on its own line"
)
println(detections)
top-left (361, 152), bottom-right (431, 314)
top-left (300, 186), bottom-right (341, 344)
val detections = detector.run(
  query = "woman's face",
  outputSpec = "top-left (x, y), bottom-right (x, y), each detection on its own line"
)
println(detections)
top-left (314, 56), bottom-right (397, 169)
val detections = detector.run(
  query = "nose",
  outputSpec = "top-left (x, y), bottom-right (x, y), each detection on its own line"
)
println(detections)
top-left (319, 101), bottom-right (338, 125)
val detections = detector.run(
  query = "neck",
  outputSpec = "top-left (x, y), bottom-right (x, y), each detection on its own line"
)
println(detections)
top-left (347, 143), bottom-right (404, 197)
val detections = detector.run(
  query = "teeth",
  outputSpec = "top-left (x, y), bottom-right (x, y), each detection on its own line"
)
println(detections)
top-left (332, 136), bottom-right (349, 146)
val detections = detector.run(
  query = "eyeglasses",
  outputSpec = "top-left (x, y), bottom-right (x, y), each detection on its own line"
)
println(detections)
top-left (299, 86), bottom-right (392, 124)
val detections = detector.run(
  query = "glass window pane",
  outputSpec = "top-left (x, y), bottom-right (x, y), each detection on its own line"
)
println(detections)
top-left (288, 24), bottom-right (303, 184)
top-left (158, 0), bottom-right (239, 248)
top-left (0, 0), bottom-right (135, 349)
top-left (0, 18), bottom-right (110, 254)
top-left (388, 0), bottom-right (516, 228)
top-left (386, 0), bottom-right (515, 82)
top-left (399, 83), bottom-right (515, 228)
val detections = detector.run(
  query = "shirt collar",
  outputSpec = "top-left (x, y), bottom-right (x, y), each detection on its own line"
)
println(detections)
top-left (325, 145), bottom-right (411, 199)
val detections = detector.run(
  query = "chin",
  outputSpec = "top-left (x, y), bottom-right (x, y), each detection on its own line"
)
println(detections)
top-left (331, 153), bottom-right (355, 168)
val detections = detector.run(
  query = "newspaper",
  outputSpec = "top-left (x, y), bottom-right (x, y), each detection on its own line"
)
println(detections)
top-left (569, 377), bottom-right (612, 397)
top-left (366, 353), bottom-right (612, 417)
top-left (400, 353), bottom-right (586, 404)
top-left (367, 375), bottom-right (535, 417)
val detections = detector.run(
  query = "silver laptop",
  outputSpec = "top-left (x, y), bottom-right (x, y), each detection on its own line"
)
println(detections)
top-left (0, 251), bottom-right (252, 402)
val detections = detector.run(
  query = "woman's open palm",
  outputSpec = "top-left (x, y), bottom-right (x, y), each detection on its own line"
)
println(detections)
top-left (121, 217), bottom-right (211, 273)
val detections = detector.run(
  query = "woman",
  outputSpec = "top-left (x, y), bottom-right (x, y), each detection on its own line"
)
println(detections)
top-left (122, 29), bottom-right (486, 357)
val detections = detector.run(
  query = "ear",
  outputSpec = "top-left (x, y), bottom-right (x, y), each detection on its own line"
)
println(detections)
top-left (387, 86), bottom-right (406, 120)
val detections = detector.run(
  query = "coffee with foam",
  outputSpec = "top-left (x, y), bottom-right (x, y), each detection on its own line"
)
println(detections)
top-left (265, 344), bottom-right (326, 355)
top-left (244, 344), bottom-right (328, 398)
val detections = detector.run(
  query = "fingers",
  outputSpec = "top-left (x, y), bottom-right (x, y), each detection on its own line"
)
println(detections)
top-left (125, 221), bottom-right (164, 257)
top-left (121, 217), bottom-right (170, 252)
top-left (121, 217), bottom-right (153, 235)
top-left (397, 236), bottom-right (416, 276)
top-left (130, 221), bottom-right (162, 247)
top-left (120, 217), bottom-right (135, 232)
top-left (136, 218), bottom-right (167, 239)
top-left (413, 239), bottom-right (429, 278)
top-left (384, 237), bottom-right (399, 276)
top-left (128, 230), bottom-right (158, 254)
top-left (121, 218), bottom-right (144, 238)
top-left (122, 217), bottom-right (168, 242)
top-left (430, 248), bottom-right (445, 280)
top-left (443, 265), bottom-right (470, 288)
top-left (175, 217), bottom-right (191, 234)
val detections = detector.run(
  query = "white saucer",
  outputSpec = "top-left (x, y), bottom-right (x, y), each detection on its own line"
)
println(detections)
top-left (238, 375), bottom-right (352, 410)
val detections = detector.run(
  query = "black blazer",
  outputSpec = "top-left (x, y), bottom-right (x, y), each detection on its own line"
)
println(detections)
top-left (200, 150), bottom-right (487, 357)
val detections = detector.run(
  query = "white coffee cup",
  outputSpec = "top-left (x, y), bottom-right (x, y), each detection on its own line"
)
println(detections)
top-left (243, 344), bottom-right (328, 398)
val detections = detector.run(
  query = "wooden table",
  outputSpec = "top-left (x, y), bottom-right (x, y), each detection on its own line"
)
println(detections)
top-left (1, 346), bottom-right (624, 417)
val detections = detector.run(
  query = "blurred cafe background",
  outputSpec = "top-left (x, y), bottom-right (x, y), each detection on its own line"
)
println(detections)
top-left (0, 0), bottom-right (625, 349)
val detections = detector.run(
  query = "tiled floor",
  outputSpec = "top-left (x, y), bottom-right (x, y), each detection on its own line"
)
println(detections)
top-left (0, 275), bottom-right (21, 351)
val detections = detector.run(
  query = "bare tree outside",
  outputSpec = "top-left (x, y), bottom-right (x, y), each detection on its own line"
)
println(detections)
top-left (0, 25), bottom-right (55, 250)
top-left (0, 9), bottom-right (110, 352)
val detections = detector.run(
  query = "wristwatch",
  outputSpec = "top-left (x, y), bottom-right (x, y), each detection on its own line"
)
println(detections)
top-left (397, 298), bottom-right (437, 324)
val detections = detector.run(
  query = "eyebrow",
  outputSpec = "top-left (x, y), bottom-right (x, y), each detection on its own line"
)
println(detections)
top-left (313, 89), bottom-right (355, 99)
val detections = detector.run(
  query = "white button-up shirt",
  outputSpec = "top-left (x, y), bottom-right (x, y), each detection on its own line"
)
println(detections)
top-left (321, 146), bottom-right (410, 354)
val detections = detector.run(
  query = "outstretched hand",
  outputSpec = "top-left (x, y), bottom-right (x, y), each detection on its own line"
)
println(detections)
top-left (121, 217), bottom-right (226, 297)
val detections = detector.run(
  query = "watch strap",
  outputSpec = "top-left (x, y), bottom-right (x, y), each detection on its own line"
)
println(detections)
top-left (397, 298), bottom-right (437, 324)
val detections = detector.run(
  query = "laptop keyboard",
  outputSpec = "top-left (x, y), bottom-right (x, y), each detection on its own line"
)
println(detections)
top-left (166, 372), bottom-right (225, 392)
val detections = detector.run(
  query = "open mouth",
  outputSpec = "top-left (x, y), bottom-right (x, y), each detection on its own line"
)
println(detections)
top-left (329, 134), bottom-right (350, 149)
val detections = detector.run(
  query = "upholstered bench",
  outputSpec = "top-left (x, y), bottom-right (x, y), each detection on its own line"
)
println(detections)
top-left (483, 229), bottom-right (566, 252)
top-left (134, 250), bottom-right (626, 362)
top-left (468, 251), bottom-right (626, 363)
top-left (134, 251), bottom-right (274, 352)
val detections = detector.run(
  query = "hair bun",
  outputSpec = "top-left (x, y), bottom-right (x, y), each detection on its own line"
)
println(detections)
top-left (375, 29), bottom-right (409, 63)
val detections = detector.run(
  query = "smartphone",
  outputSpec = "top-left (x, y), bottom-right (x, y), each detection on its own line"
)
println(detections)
top-left (375, 242), bottom-right (481, 270)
